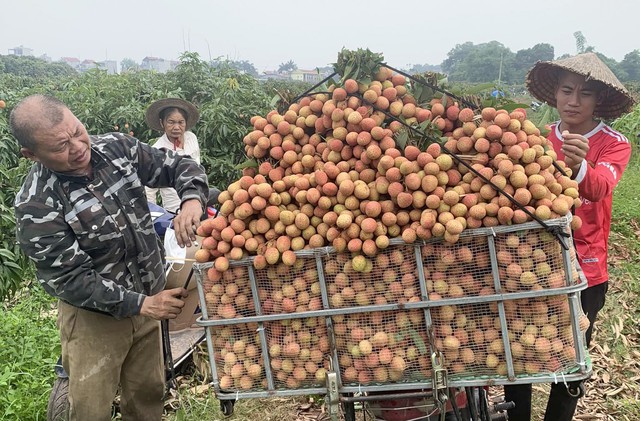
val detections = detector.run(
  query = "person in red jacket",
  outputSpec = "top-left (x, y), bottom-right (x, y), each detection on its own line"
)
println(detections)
top-left (504, 53), bottom-right (635, 420)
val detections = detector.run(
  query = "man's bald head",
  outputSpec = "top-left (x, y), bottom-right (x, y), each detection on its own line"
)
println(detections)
top-left (10, 94), bottom-right (68, 151)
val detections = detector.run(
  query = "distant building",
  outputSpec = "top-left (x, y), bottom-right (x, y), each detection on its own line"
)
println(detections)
top-left (96, 60), bottom-right (118, 74)
top-left (78, 59), bottom-right (98, 72)
top-left (8, 45), bottom-right (34, 56)
top-left (290, 69), bottom-right (323, 83)
top-left (141, 56), bottom-right (176, 73)
top-left (59, 57), bottom-right (81, 71)
top-left (39, 54), bottom-right (52, 63)
top-left (256, 70), bottom-right (290, 81)
top-left (57, 57), bottom-right (116, 74)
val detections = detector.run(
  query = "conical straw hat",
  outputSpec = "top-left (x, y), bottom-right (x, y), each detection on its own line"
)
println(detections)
top-left (526, 52), bottom-right (634, 119)
top-left (145, 98), bottom-right (200, 132)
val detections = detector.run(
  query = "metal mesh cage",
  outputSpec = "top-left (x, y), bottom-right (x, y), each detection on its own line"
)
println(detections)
top-left (334, 309), bottom-right (431, 386)
top-left (195, 215), bottom-right (590, 399)
top-left (211, 323), bottom-right (265, 391)
top-left (264, 317), bottom-right (330, 389)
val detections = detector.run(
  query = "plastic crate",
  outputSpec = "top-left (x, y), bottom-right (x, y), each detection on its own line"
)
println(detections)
top-left (195, 215), bottom-right (590, 399)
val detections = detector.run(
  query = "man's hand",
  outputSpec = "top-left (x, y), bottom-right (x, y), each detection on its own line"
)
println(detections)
top-left (139, 288), bottom-right (188, 320)
top-left (561, 130), bottom-right (589, 175)
top-left (173, 199), bottom-right (203, 247)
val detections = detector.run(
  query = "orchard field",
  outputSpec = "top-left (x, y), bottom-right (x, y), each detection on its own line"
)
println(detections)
top-left (0, 52), bottom-right (638, 420)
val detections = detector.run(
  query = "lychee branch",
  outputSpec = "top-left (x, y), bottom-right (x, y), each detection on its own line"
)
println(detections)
top-left (383, 63), bottom-right (479, 111)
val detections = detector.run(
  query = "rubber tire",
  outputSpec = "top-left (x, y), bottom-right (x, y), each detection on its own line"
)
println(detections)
top-left (47, 377), bottom-right (70, 421)
top-left (220, 400), bottom-right (234, 417)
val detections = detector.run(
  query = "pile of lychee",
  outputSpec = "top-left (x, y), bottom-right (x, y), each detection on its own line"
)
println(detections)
top-left (195, 65), bottom-right (581, 277)
top-left (196, 65), bottom-right (587, 390)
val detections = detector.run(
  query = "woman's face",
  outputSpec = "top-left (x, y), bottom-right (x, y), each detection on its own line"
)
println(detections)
top-left (160, 109), bottom-right (187, 142)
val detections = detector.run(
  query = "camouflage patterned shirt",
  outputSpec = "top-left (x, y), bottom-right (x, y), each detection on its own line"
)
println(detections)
top-left (15, 133), bottom-right (208, 319)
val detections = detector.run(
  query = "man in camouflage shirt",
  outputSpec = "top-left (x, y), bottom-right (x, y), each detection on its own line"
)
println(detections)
top-left (12, 94), bottom-right (209, 421)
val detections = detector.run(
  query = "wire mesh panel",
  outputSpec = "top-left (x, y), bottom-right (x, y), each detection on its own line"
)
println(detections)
top-left (494, 226), bottom-right (579, 292)
top-left (504, 295), bottom-right (588, 377)
top-left (264, 317), bottom-right (330, 389)
top-left (323, 243), bottom-right (421, 309)
top-left (334, 309), bottom-right (432, 386)
top-left (422, 238), bottom-right (495, 298)
top-left (202, 265), bottom-right (255, 319)
top-left (254, 256), bottom-right (321, 315)
top-left (431, 302), bottom-right (506, 379)
top-left (211, 323), bottom-right (266, 392)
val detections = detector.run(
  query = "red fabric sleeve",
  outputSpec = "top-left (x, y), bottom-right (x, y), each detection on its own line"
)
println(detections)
top-left (578, 140), bottom-right (631, 202)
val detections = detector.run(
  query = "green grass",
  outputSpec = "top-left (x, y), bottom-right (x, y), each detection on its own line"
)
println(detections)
top-left (0, 287), bottom-right (59, 420)
top-left (612, 157), bottom-right (640, 223)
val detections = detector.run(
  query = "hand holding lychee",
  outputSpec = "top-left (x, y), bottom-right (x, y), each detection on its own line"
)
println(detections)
top-left (560, 130), bottom-right (589, 173)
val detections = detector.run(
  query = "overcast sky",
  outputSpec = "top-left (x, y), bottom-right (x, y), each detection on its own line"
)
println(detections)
top-left (2, 0), bottom-right (638, 72)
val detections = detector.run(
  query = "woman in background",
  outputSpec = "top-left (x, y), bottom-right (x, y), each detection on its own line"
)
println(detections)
top-left (145, 98), bottom-right (201, 213)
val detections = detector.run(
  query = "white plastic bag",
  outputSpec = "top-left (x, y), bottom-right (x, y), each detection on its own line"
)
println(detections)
top-left (164, 226), bottom-right (187, 264)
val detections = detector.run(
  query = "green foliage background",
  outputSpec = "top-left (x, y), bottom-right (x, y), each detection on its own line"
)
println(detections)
top-left (0, 52), bottom-right (311, 302)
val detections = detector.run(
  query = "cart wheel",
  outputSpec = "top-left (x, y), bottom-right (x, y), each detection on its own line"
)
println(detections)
top-left (342, 401), bottom-right (356, 421)
top-left (47, 377), bottom-right (70, 421)
top-left (220, 400), bottom-right (235, 417)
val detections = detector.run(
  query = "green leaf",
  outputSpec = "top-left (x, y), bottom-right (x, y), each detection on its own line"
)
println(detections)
top-left (234, 158), bottom-right (258, 170)
top-left (269, 94), bottom-right (281, 108)
top-left (500, 103), bottom-right (530, 113)
top-left (3, 262), bottom-right (21, 270)
top-left (0, 249), bottom-right (15, 259)
top-left (482, 98), bottom-right (494, 108)
top-left (395, 130), bottom-right (409, 150)
top-left (465, 82), bottom-right (496, 95)
top-left (537, 105), bottom-right (552, 129)
top-left (409, 329), bottom-right (428, 354)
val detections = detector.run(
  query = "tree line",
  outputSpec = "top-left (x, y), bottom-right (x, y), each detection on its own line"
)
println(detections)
top-left (2, 35), bottom-right (638, 87)
top-left (437, 40), bottom-right (639, 85)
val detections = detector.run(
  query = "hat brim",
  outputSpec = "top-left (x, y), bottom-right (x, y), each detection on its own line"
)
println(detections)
top-left (145, 98), bottom-right (200, 132)
top-left (526, 54), bottom-right (635, 119)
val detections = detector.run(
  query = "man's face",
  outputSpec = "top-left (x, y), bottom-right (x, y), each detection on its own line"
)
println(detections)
top-left (22, 108), bottom-right (92, 175)
top-left (555, 71), bottom-right (601, 128)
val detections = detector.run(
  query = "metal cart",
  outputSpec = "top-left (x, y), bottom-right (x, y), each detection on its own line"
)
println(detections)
top-left (194, 215), bottom-right (590, 420)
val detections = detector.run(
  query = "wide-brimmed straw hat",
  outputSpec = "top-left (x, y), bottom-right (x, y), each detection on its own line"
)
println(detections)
top-left (145, 98), bottom-right (200, 131)
top-left (526, 52), bottom-right (635, 119)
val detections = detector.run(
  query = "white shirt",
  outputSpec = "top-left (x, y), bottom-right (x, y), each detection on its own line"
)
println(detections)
top-left (145, 131), bottom-right (201, 213)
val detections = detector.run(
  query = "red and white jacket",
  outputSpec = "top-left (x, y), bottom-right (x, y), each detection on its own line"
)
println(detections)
top-left (547, 122), bottom-right (631, 287)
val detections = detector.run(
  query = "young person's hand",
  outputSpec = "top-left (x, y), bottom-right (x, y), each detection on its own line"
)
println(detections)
top-left (561, 130), bottom-right (589, 175)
